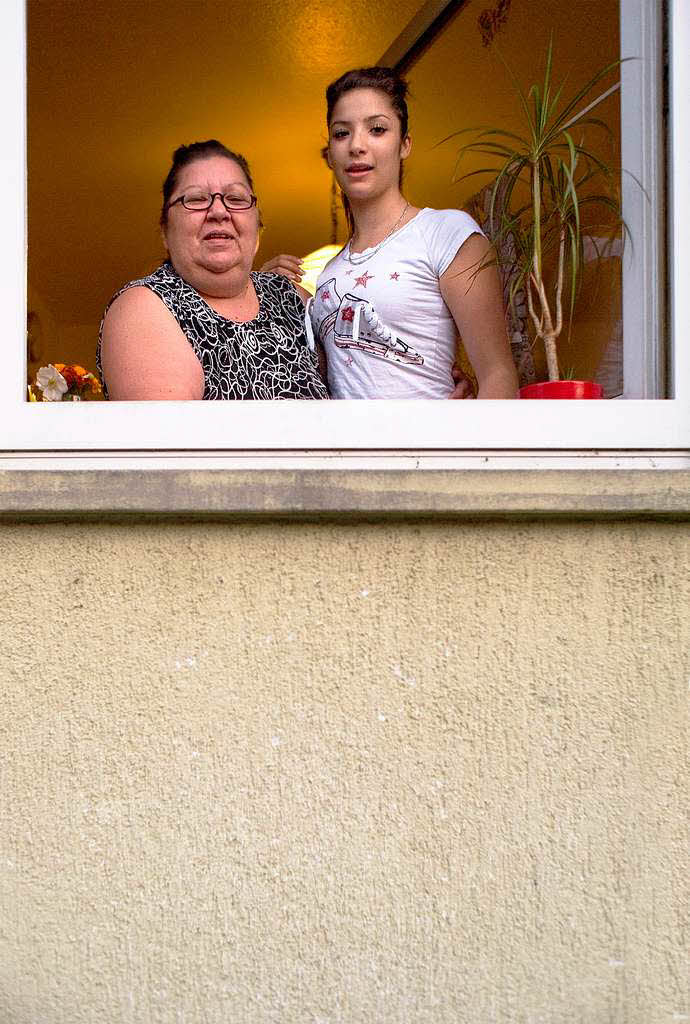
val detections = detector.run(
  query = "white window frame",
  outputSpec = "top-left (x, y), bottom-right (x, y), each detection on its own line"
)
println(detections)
top-left (1, 0), bottom-right (688, 462)
top-left (620, 0), bottom-right (666, 399)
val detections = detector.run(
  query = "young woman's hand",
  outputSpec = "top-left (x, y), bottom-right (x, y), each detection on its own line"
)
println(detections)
top-left (260, 254), bottom-right (304, 284)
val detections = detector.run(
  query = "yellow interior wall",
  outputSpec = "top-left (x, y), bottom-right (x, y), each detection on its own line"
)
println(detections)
top-left (2, 517), bottom-right (687, 1022)
top-left (405, 0), bottom-right (622, 385)
top-left (26, 0), bottom-right (422, 374)
top-left (27, 0), bottom-right (623, 386)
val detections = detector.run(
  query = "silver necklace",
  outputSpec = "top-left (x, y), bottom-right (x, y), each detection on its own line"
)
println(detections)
top-left (345, 201), bottom-right (410, 265)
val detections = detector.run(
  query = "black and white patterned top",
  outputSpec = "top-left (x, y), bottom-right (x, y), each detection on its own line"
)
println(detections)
top-left (97, 262), bottom-right (329, 400)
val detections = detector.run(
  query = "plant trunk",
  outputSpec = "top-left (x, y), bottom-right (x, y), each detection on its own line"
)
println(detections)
top-left (543, 331), bottom-right (560, 381)
top-left (532, 161), bottom-right (542, 282)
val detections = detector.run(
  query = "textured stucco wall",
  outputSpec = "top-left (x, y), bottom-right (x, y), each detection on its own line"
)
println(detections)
top-left (1, 520), bottom-right (688, 1024)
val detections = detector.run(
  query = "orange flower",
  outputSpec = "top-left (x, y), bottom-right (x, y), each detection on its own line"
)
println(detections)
top-left (90, 376), bottom-right (103, 394)
top-left (72, 365), bottom-right (87, 376)
top-left (61, 365), bottom-right (78, 388)
top-left (53, 362), bottom-right (65, 372)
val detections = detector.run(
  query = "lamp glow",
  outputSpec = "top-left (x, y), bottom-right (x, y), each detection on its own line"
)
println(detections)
top-left (299, 244), bottom-right (342, 295)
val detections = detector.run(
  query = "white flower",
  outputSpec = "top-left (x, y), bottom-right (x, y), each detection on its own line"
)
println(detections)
top-left (36, 364), bottom-right (68, 402)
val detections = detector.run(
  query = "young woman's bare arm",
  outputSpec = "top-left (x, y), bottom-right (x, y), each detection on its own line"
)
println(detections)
top-left (440, 233), bottom-right (519, 400)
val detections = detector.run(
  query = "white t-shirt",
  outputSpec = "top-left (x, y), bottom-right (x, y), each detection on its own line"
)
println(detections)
top-left (310, 208), bottom-right (484, 399)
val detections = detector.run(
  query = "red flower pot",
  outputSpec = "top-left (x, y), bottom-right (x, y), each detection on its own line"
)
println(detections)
top-left (519, 380), bottom-right (603, 400)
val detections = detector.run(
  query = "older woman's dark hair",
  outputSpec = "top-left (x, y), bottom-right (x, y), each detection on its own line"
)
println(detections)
top-left (160, 140), bottom-right (257, 226)
top-left (325, 68), bottom-right (410, 233)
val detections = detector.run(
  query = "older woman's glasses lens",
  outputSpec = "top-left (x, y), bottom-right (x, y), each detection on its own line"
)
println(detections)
top-left (169, 191), bottom-right (257, 212)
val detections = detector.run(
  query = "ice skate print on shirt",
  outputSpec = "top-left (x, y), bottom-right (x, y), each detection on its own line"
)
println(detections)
top-left (311, 277), bottom-right (342, 346)
top-left (333, 293), bottom-right (424, 365)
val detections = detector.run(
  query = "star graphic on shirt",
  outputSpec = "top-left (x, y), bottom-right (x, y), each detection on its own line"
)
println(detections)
top-left (345, 355), bottom-right (354, 367)
top-left (354, 271), bottom-right (374, 288)
top-left (341, 306), bottom-right (355, 323)
top-left (390, 272), bottom-right (400, 281)
top-left (345, 269), bottom-right (352, 276)
top-left (322, 289), bottom-right (330, 301)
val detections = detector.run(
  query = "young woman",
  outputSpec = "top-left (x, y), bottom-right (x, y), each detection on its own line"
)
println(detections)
top-left (266, 67), bottom-right (518, 400)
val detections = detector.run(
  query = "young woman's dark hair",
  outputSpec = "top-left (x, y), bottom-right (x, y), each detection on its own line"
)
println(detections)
top-left (326, 66), bottom-right (409, 136)
top-left (160, 140), bottom-right (257, 227)
top-left (325, 67), bottom-right (410, 234)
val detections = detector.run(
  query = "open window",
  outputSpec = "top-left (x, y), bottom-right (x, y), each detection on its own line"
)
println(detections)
top-left (2, 0), bottom-right (688, 458)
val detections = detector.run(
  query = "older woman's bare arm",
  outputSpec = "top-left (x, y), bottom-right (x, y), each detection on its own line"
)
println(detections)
top-left (101, 287), bottom-right (205, 400)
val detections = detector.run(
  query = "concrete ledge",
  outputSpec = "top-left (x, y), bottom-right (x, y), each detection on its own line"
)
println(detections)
top-left (1, 470), bottom-right (689, 521)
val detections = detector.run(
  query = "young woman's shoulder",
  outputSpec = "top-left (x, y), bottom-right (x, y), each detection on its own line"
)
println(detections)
top-left (415, 208), bottom-right (485, 276)
top-left (415, 207), bottom-right (484, 237)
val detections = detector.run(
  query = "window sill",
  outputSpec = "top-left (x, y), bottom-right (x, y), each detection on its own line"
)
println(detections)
top-left (0, 469), bottom-right (689, 522)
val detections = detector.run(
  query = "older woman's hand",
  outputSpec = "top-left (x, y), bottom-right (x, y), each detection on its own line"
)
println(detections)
top-left (448, 362), bottom-right (475, 399)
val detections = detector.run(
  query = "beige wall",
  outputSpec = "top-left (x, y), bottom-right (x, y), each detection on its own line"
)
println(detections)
top-left (2, 519), bottom-right (687, 1023)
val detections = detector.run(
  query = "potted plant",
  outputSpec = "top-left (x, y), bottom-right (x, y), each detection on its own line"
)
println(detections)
top-left (448, 42), bottom-right (626, 398)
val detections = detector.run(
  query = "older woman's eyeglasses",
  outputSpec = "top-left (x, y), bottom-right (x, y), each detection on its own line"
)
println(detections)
top-left (167, 190), bottom-right (257, 212)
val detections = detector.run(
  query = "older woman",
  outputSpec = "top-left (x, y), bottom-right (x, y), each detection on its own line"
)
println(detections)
top-left (98, 140), bottom-right (328, 400)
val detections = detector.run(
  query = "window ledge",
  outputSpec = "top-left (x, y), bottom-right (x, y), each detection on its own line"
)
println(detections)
top-left (0, 469), bottom-right (689, 522)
